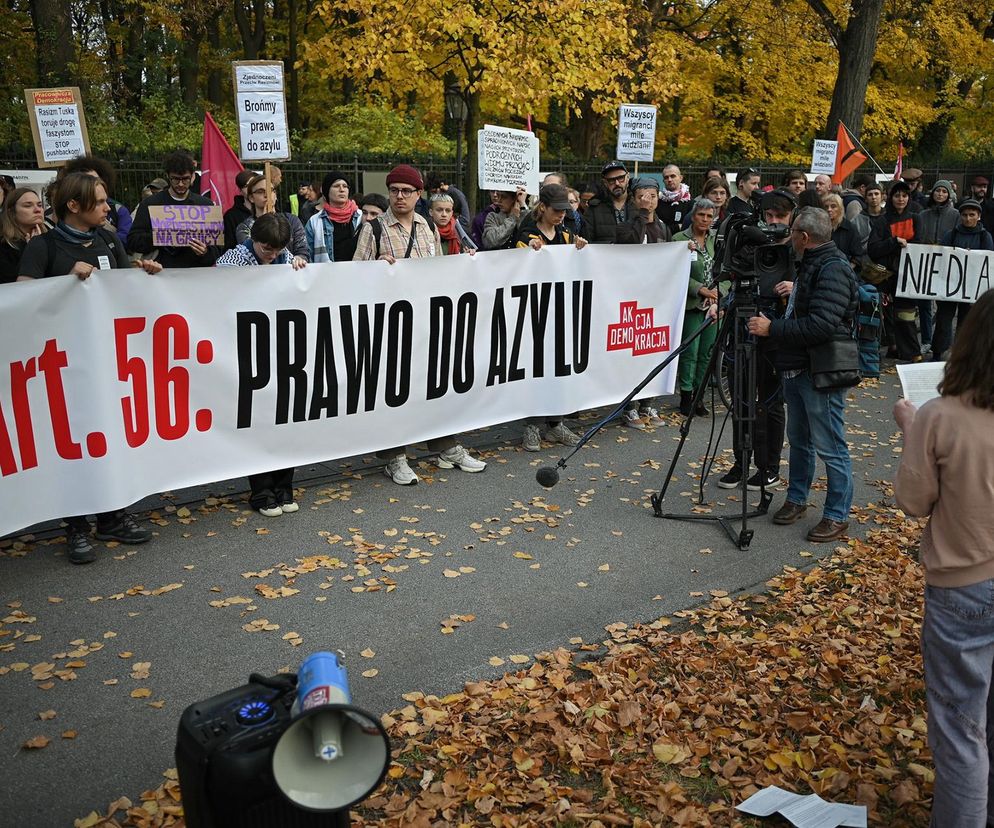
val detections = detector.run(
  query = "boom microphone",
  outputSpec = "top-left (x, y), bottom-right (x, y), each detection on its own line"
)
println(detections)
top-left (535, 466), bottom-right (561, 488)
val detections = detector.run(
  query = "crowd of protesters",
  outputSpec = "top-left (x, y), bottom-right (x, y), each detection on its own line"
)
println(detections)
top-left (1, 151), bottom-right (992, 564)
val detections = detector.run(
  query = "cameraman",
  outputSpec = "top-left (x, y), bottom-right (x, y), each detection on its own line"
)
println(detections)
top-left (717, 189), bottom-right (796, 492)
top-left (747, 207), bottom-right (858, 543)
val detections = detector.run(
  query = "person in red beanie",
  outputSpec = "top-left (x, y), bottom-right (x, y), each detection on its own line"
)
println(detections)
top-left (353, 163), bottom-right (487, 485)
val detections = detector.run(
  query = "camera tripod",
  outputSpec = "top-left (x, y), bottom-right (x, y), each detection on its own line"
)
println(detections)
top-left (649, 284), bottom-right (775, 550)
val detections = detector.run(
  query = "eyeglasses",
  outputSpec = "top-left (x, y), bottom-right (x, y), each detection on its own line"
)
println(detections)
top-left (168, 175), bottom-right (193, 184)
top-left (258, 243), bottom-right (286, 255)
top-left (388, 187), bottom-right (419, 198)
top-left (604, 174), bottom-right (627, 185)
top-left (250, 188), bottom-right (269, 196)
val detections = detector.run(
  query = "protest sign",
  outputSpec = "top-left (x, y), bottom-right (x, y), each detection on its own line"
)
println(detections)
top-left (148, 205), bottom-right (224, 247)
top-left (0, 244), bottom-right (689, 536)
top-left (0, 169), bottom-right (57, 202)
top-left (897, 243), bottom-right (993, 303)
top-left (616, 104), bottom-right (657, 163)
top-left (810, 140), bottom-right (838, 175)
top-left (232, 61), bottom-right (290, 161)
top-left (478, 125), bottom-right (540, 193)
top-left (24, 87), bottom-right (91, 168)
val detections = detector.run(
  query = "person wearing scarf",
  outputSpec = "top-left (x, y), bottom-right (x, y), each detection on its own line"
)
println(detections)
top-left (430, 193), bottom-right (477, 254)
top-left (305, 170), bottom-right (363, 263)
top-left (656, 164), bottom-right (693, 234)
top-left (17, 172), bottom-right (161, 565)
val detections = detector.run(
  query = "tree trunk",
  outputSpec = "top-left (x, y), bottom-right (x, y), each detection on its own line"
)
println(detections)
top-left (810, 0), bottom-right (885, 139)
top-left (30, 0), bottom-right (74, 85)
top-left (465, 88), bottom-right (480, 212)
top-left (234, 0), bottom-right (267, 59)
top-left (287, 0), bottom-right (299, 130)
top-left (207, 16), bottom-right (224, 106)
top-left (178, 21), bottom-right (202, 106)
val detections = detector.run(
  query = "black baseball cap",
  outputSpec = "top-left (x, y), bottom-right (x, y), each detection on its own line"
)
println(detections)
top-left (602, 161), bottom-right (628, 176)
top-left (539, 183), bottom-right (572, 211)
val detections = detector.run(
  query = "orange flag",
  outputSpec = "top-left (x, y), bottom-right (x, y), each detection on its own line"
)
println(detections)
top-left (832, 123), bottom-right (867, 184)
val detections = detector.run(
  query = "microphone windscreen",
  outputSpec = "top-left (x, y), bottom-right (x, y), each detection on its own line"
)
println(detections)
top-left (535, 466), bottom-right (560, 488)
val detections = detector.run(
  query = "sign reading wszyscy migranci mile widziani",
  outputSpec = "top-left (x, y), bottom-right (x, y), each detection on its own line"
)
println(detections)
top-left (810, 139), bottom-right (839, 175)
top-left (24, 87), bottom-right (91, 168)
top-left (148, 205), bottom-right (224, 247)
top-left (478, 125), bottom-right (540, 194)
top-left (616, 104), bottom-right (657, 163)
top-left (232, 61), bottom-right (290, 161)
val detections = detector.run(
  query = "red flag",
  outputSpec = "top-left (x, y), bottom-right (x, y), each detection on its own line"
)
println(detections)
top-left (831, 123), bottom-right (867, 184)
top-left (893, 142), bottom-right (904, 181)
top-left (201, 112), bottom-right (243, 209)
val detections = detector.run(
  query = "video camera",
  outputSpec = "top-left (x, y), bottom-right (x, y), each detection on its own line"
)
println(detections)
top-left (712, 212), bottom-right (792, 303)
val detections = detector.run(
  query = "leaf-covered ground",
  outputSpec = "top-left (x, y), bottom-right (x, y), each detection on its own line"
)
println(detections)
top-left (74, 503), bottom-right (932, 827)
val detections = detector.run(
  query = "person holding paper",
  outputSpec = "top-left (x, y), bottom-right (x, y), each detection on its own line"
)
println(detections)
top-left (17, 172), bottom-right (161, 563)
top-left (127, 150), bottom-right (221, 269)
top-left (868, 180), bottom-right (922, 362)
top-left (893, 289), bottom-right (994, 827)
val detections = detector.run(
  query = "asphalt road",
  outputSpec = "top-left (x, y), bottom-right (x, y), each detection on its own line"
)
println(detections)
top-left (0, 371), bottom-right (905, 826)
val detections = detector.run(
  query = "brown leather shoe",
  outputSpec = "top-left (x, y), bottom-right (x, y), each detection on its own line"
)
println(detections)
top-left (772, 501), bottom-right (808, 525)
top-left (805, 518), bottom-right (849, 543)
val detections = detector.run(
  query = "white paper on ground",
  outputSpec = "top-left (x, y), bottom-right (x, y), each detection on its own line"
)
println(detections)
top-left (896, 361), bottom-right (945, 407)
top-left (736, 786), bottom-right (867, 828)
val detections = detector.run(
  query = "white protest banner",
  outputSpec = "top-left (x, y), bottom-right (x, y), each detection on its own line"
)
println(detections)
top-left (232, 61), bottom-right (290, 161)
top-left (24, 87), bottom-right (91, 168)
top-left (810, 140), bottom-right (838, 175)
top-left (616, 104), bottom-right (657, 163)
top-left (148, 205), bottom-right (224, 247)
top-left (0, 245), bottom-right (689, 536)
top-left (478, 125), bottom-right (540, 193)
top-left (897, 243), bottom-right (993, 303)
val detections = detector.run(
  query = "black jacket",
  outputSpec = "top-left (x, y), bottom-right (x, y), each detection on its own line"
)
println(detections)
top-left (867, 207), bottom-right (920, 275)
top-left (655, 196), bottom-right (692, 235)
top-left (940, 222), bottom-right (994, 251)
top-left (128, 189), bottom-right (221, 268)
top-left (223, 196), bottom-right (252, 250)
top-left (769, 241), bottom-right (858, 372)
top-left (831, 218), bottom-right (866, 267)
top-left (584, 192), bottom-right (629, 243)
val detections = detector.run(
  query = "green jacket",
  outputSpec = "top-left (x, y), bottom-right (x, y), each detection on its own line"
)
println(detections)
top-left (672, 230), bottom-right (727, 312)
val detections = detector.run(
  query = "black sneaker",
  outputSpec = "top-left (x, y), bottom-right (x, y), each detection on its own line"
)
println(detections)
top-left (717, 466), bottom-right (743, 489)
top-left (94, 512), bottom-right (151, 544)
top-left (747, 469), bottom-right (780, 491)
top-left (67, 529), bottom-right (97, 565)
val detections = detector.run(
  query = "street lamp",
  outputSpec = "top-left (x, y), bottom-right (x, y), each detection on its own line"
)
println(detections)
top-left (444, 82), bottom-right (468, 191)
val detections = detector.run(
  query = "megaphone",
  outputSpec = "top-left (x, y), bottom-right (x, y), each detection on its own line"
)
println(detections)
top-left (272, 652), bottom-right (390, 812)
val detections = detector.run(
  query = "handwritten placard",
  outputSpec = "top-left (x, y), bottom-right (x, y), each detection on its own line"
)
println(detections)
top-left (24, 87), bottom-right (91, 168)
top-left (149, 205), bottom-right (224, 247)
top-left (478, 125), bottom-right (540, 194)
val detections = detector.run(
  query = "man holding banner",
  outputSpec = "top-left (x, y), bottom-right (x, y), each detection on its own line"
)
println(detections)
top-left (128, 151), bottom-right (221, 269)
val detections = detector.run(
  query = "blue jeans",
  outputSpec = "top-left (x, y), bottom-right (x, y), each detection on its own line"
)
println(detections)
top-left (923, 579), bottom-right (994, 827)
top-left (782, 371), bottom-right (853, 522)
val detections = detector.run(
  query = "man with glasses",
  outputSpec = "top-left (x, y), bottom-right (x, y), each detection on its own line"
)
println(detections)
top-left (728, 167), bottom-right (762, 215)
top-left (128, 150), bottom-right (221, 268)
top-left (353, 164), bottom-right (487, 485)
top-left (585, 161), bottom-right (632, 243)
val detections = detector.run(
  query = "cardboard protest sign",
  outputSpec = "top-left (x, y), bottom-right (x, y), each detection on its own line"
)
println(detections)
top-left (24, 87), bottom-right (91, 168)
top-left (616, 104), bottom-right (657, 162)
top-left (232, 61), bottom-right (290, 161)
top-left (148, 205), bottom-right (224, 247)
top-left (810, 140), bottom-right (838, 175)
top-left (478, 125), bottom-right (540, 193)
top-left (897, 243), bottom-right (993, 304)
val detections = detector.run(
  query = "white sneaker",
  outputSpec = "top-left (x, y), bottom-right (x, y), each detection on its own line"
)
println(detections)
top-left (622, 408), bottom-right (646, 430)
top-left (437, 445), bottom-right (487, 473)
top-left (384, 454), bottom-right (419, 485)
top-left (545, 422), bottom-right (580, 446)
top-left (640, 406), bottom-right (665, 427)
top-left (280, 502), bottom-right (299, 513)
top-left (258, 504), bottom-right (283, 518)
top-left (522, 424), bottom-right (542, 452)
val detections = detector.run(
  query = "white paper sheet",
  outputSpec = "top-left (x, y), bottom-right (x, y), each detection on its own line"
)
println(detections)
top-left (896, 361), bottom-right (945, 407)
top-left (737, 786), bottom-right (867, 828)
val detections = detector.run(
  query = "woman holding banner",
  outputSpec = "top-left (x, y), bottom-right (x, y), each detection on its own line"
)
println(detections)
top-left (236, 174), bottom-right (309, 260)
top-left (17, 172), bottom-right (161, 563)
top-left (931, 199), bottom-right (994, 361)
top-left (0, 187), bottom-right (47, 284)
top-left (893, 289), bottom-right (994, 827)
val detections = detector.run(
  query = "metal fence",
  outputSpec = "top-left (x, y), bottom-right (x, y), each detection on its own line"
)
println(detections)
top-left (2, 146), bottom-right (991, 212)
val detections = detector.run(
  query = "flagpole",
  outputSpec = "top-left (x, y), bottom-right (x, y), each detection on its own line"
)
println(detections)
top-left (838, 121), bottom-right (887, 176)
